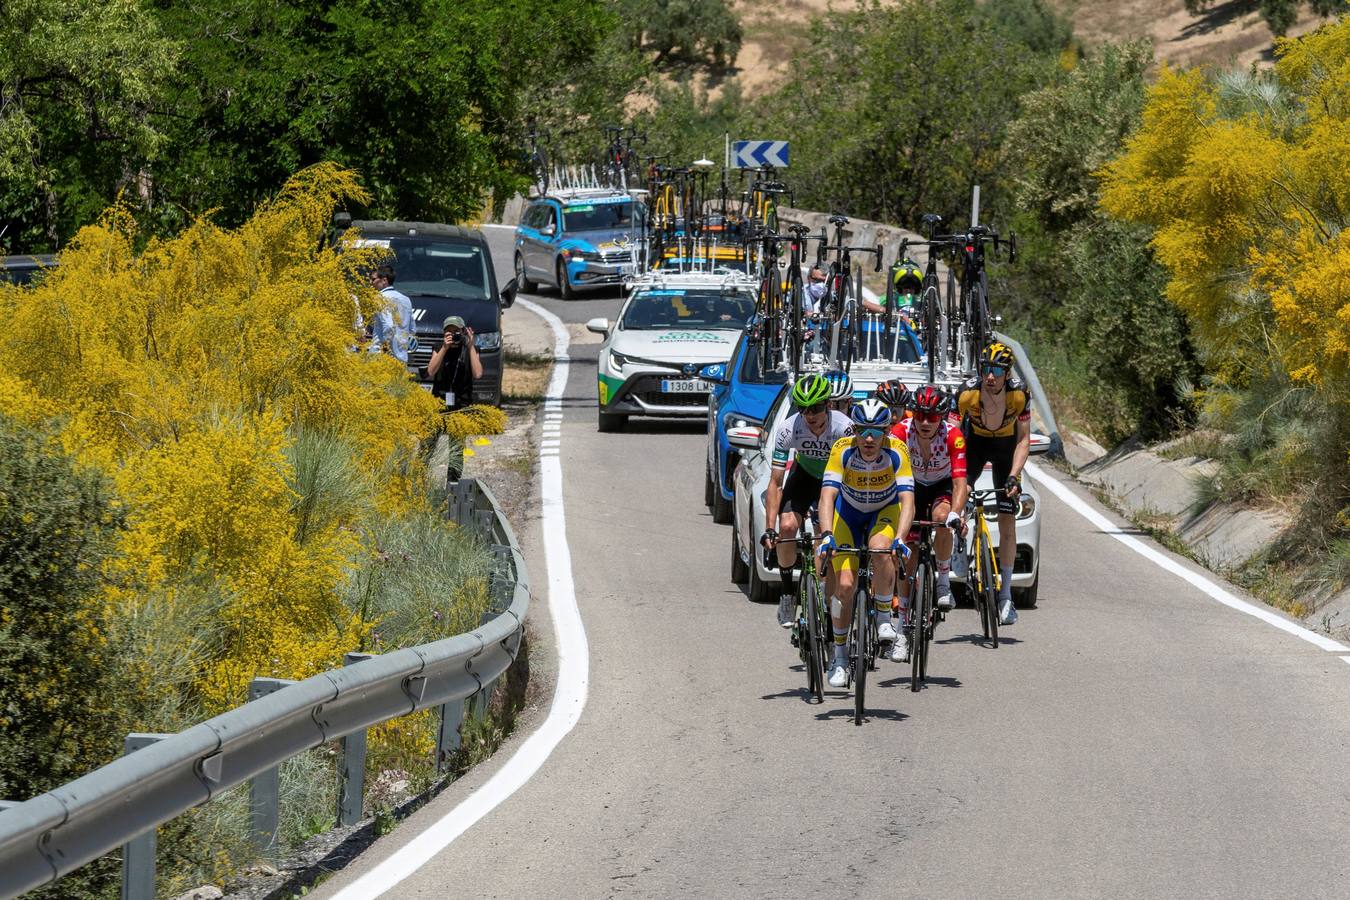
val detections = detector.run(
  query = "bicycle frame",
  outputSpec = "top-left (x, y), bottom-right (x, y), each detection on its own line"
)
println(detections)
top-left (965, 488), bottom-right (1003, 648)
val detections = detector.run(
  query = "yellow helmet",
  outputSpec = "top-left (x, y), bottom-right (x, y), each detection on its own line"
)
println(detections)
top-left (892, 259), bottom-right (922, 295)
top-left (981, 342), bottom-right (1014, 369)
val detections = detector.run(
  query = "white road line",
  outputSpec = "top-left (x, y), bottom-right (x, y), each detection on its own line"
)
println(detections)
top-left (1341, 657), bottom-right (1350, 666)
top-left (330, 298), bottom-right (588, 898)
top-left (1026, 461), bottom-right (1349, 654)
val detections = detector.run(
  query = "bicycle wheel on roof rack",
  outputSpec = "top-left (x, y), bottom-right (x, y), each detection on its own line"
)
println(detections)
top-left (923, 282), bottom-right (940, 384)
top-left (530, 149), bottom-right (550, 197)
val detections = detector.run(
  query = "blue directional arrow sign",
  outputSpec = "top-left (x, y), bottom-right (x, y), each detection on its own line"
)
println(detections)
top-left (732, 140), bottom-right (789, 169)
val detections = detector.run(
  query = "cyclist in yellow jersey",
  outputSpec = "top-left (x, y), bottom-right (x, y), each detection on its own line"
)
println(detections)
top-left (956, 342), bottom-right (1032, 626)
top-left (816, 399), bottom-right (916, 688)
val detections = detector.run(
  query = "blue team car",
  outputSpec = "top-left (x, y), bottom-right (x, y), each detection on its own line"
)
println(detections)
top-left (513, 189), bottom-right (645, 298)
top-left (702, 332), bottom-right (790, 524)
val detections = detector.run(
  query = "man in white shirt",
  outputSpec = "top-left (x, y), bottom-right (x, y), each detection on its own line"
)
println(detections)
top-left (369, 263), bottom-right (413, 364)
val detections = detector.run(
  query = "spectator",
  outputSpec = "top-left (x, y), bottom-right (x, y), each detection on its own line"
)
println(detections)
top-left (429, 315), bottom-right (483, 410)
top-left (369, 263), bottom-right (413, 363)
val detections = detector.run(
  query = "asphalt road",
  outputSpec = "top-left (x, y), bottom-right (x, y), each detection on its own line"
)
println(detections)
top-left (315, 228), bottom-right (1350, 899)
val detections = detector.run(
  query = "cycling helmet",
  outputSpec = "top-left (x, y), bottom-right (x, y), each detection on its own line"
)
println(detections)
top-left (791, 372), bottom-right (831, 408)
top-left (912, 384), bottom-right (949, 416)
top-left (892, 259), bottom-right (923, 295)
top-left (823, 369), bottom-right (853, 402)
top-left (981, 342), bottom-right (1014, 370)
top-left (848, 398), bottom-right (892, 429)
top-left (874, 379), bottom-right (910, 408)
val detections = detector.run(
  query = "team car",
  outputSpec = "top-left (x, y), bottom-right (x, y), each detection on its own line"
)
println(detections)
top-left (729, 379), bottom-right (1052, 607)
top-left (513, 189), bottom-right (644, 298)
top-left (584, 270), bottom-right (759, 431)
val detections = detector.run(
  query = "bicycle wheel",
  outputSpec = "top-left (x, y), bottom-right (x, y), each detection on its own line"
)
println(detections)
top-left (919, 556), bottom-right (935, 679)
top-left (910, 561), bottom-right (926, 692)
top-left (803, 573), bottom-right (824, 704)
top-left (978, 531), bottom-right (1000, 649)
top-left (530, 149), bottom-right (550, 197)
top-left (853, 586), bottom-right (868, 726)
top-left (923, 282), bottom-right (940, 383)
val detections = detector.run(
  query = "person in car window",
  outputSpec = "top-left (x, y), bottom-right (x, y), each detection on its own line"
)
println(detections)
top-left (429, 315), bottom-right (483, 411)
top-left (369, 263), bottom-right (413, 363)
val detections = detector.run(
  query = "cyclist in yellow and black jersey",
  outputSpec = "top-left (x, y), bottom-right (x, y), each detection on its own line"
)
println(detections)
top-left (956, 342), bottom-right (1031, 625)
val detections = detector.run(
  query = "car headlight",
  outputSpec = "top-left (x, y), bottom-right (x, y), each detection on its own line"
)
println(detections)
top-left (474, 331), bottom-right (501, 351)
top-left (1017, 493), bottom-right (1036, 519)
top-left (609, 349), bottom-right (630, 371)
top-left (563, 248), bottom-right (600, 262)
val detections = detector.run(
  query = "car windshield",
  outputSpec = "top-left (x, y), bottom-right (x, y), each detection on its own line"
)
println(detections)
top-left (619, 289), bottom-right (756, 331)
top-left (355, 237), bottom-right (490, 301)
top-left (562, 200), bottom-right (639, 233)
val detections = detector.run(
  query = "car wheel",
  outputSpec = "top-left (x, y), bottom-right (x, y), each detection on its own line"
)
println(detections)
top-left (1014, 573), bottom-right (1038, 609)
top-left (557, 259), bottom-right (575, 300)
top-left (731, 526), bottom-right (749, 584)
top-left (597, 407), bottom-right (625, 432)
top-left (747, 546), bottom-right (777, 604)
top-left (514, 253), bottom-right (536, 293)
top-left (704, 459), bottom-right (715, 509)
top-left (711, 476), bottom-right (733, 524)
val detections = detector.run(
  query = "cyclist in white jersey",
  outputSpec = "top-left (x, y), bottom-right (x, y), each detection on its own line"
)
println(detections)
top-left (762, 373), bottom-right (853, 626)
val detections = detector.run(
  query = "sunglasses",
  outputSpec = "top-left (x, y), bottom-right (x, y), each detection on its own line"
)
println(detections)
top-left (914, 411), bottom-right (942, 423)
top-left (858, 427), bottom-right (886, 439)
top-left (983, 365), bottom-right (1008, 377)
top-left (801, 402), bottom-right (826, 415)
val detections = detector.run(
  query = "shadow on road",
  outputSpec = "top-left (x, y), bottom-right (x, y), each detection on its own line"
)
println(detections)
top-left (878, 674), bottom-right (963, 690)
top-left (814, 705), bottom-right (909, 723)
top-left (936, 632), bottom-right (1022, 646)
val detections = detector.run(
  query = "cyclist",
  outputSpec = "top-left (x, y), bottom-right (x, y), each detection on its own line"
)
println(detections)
top-left (761, 373), bottom-right (854, 627)
top-left (816, 399), bottom-right (916, 688)
top-left (823, 368), bottom-right (853, 414)
top-left (957, 342), bottom-right (1032, 626)
top-left (891, 386), bottom-right (969, 660)
top-left (875, 379), bottom-right (911, 424)
top-left (891, 258), bottom-right (924, 324)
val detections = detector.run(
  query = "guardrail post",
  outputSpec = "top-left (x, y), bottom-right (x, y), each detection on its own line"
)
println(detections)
top-left (435, 699), bottom-right (464, 773)
top-left (248, 678), bottom-right (296, 857)
top-left (337, 653), bottom-right (374, 827)
top-left (474, 509), bottom-right (494, 544)
top-left (121, 733), bottom-right (170, 900)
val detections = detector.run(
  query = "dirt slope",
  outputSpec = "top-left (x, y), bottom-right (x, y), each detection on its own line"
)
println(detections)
top-left (729, 0), bottom-right (1333, 96)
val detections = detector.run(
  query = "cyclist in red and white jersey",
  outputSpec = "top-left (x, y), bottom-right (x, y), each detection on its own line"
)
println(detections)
top-left (888, 385), bottom-right (968, 661)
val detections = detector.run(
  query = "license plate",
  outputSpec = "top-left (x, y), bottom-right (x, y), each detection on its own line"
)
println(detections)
top-left (660, 379), bottom-right (710, 393)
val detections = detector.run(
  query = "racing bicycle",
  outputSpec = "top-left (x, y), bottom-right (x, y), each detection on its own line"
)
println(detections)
top-left (904, 520), bottom-right (948, 692)
top-left (826, 546), bottom-right (896, 725)
top-left (773, 534), bottom-right (829, 704)
top-left (963, 489), bottom-right (1003, 648)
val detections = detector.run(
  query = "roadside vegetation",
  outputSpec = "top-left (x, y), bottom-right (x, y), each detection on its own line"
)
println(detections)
top-left (0, 164), bottom-right (506, 896)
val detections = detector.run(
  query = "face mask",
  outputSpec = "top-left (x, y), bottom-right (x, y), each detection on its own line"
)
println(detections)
top-left (807, 282), bottom-right (827, 301)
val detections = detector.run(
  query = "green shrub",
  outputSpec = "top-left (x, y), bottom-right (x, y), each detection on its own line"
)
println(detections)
top-left (0, 414), bottom-right (126, 802)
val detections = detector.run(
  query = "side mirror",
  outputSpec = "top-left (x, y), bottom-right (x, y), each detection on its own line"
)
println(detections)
top-left (726, 424), bottom-right (763, 450)
top-left (698, 363), bottom-right (728, 385)
top-left (541, 223), bottom-right (556, 237)
top-left (1029, 433), bottom-right (1052, 456)
top-left (585, 317), bottom-right (610, 336)
top-left (500, 277), bottom-right (518, 308)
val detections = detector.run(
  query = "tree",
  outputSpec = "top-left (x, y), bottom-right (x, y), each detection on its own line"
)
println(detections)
top-left (0, 0), bottom-right (177, 250)
top-left (621, 0), bottom-right (742, 68)
top-left (761, 0), bottom-right (1062, 229)
top-left (149, 0), bottom-right (618, 231)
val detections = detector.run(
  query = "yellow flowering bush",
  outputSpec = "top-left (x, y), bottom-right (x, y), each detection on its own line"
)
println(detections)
top-left (0, 163), bottom-right (489, 715)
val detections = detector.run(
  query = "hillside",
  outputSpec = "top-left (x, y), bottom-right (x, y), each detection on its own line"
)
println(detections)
top-left (728, 0), bottom-right (1333, 96)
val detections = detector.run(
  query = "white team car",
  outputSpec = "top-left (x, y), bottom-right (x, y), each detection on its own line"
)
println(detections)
top-left (585, 270), bottom-right (759, 431)
top-left (729, 378), bottom-right (1051, 607)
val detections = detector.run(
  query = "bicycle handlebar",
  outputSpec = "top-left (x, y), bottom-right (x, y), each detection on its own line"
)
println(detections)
top-left (821, 243), bottom-right (885, 272)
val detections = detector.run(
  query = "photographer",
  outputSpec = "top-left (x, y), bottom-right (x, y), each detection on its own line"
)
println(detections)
top-left (428, 315), bottom-right (483, 411)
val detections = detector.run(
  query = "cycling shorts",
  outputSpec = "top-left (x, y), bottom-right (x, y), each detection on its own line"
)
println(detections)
top-left (906, 478), bottom-right (954, 542)
top-left (828, 499), bottom-right (900, 574)
top-left (963, 431), bottom-right (1018, 514)
top-left (781, 467), bottom-right (822, 517)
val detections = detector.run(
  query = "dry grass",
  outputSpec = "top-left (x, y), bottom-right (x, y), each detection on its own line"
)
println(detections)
top-left (501, 351), bottom-right (553, 403)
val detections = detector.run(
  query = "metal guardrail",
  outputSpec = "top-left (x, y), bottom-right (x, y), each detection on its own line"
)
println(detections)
top-left (0, 477), bottom-right (527, 899)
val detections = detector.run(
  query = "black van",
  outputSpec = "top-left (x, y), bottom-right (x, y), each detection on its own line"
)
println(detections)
top-left (345, 219), bottom-right (517, 405)
top-left (0, 254), bottom-right (58, 286)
